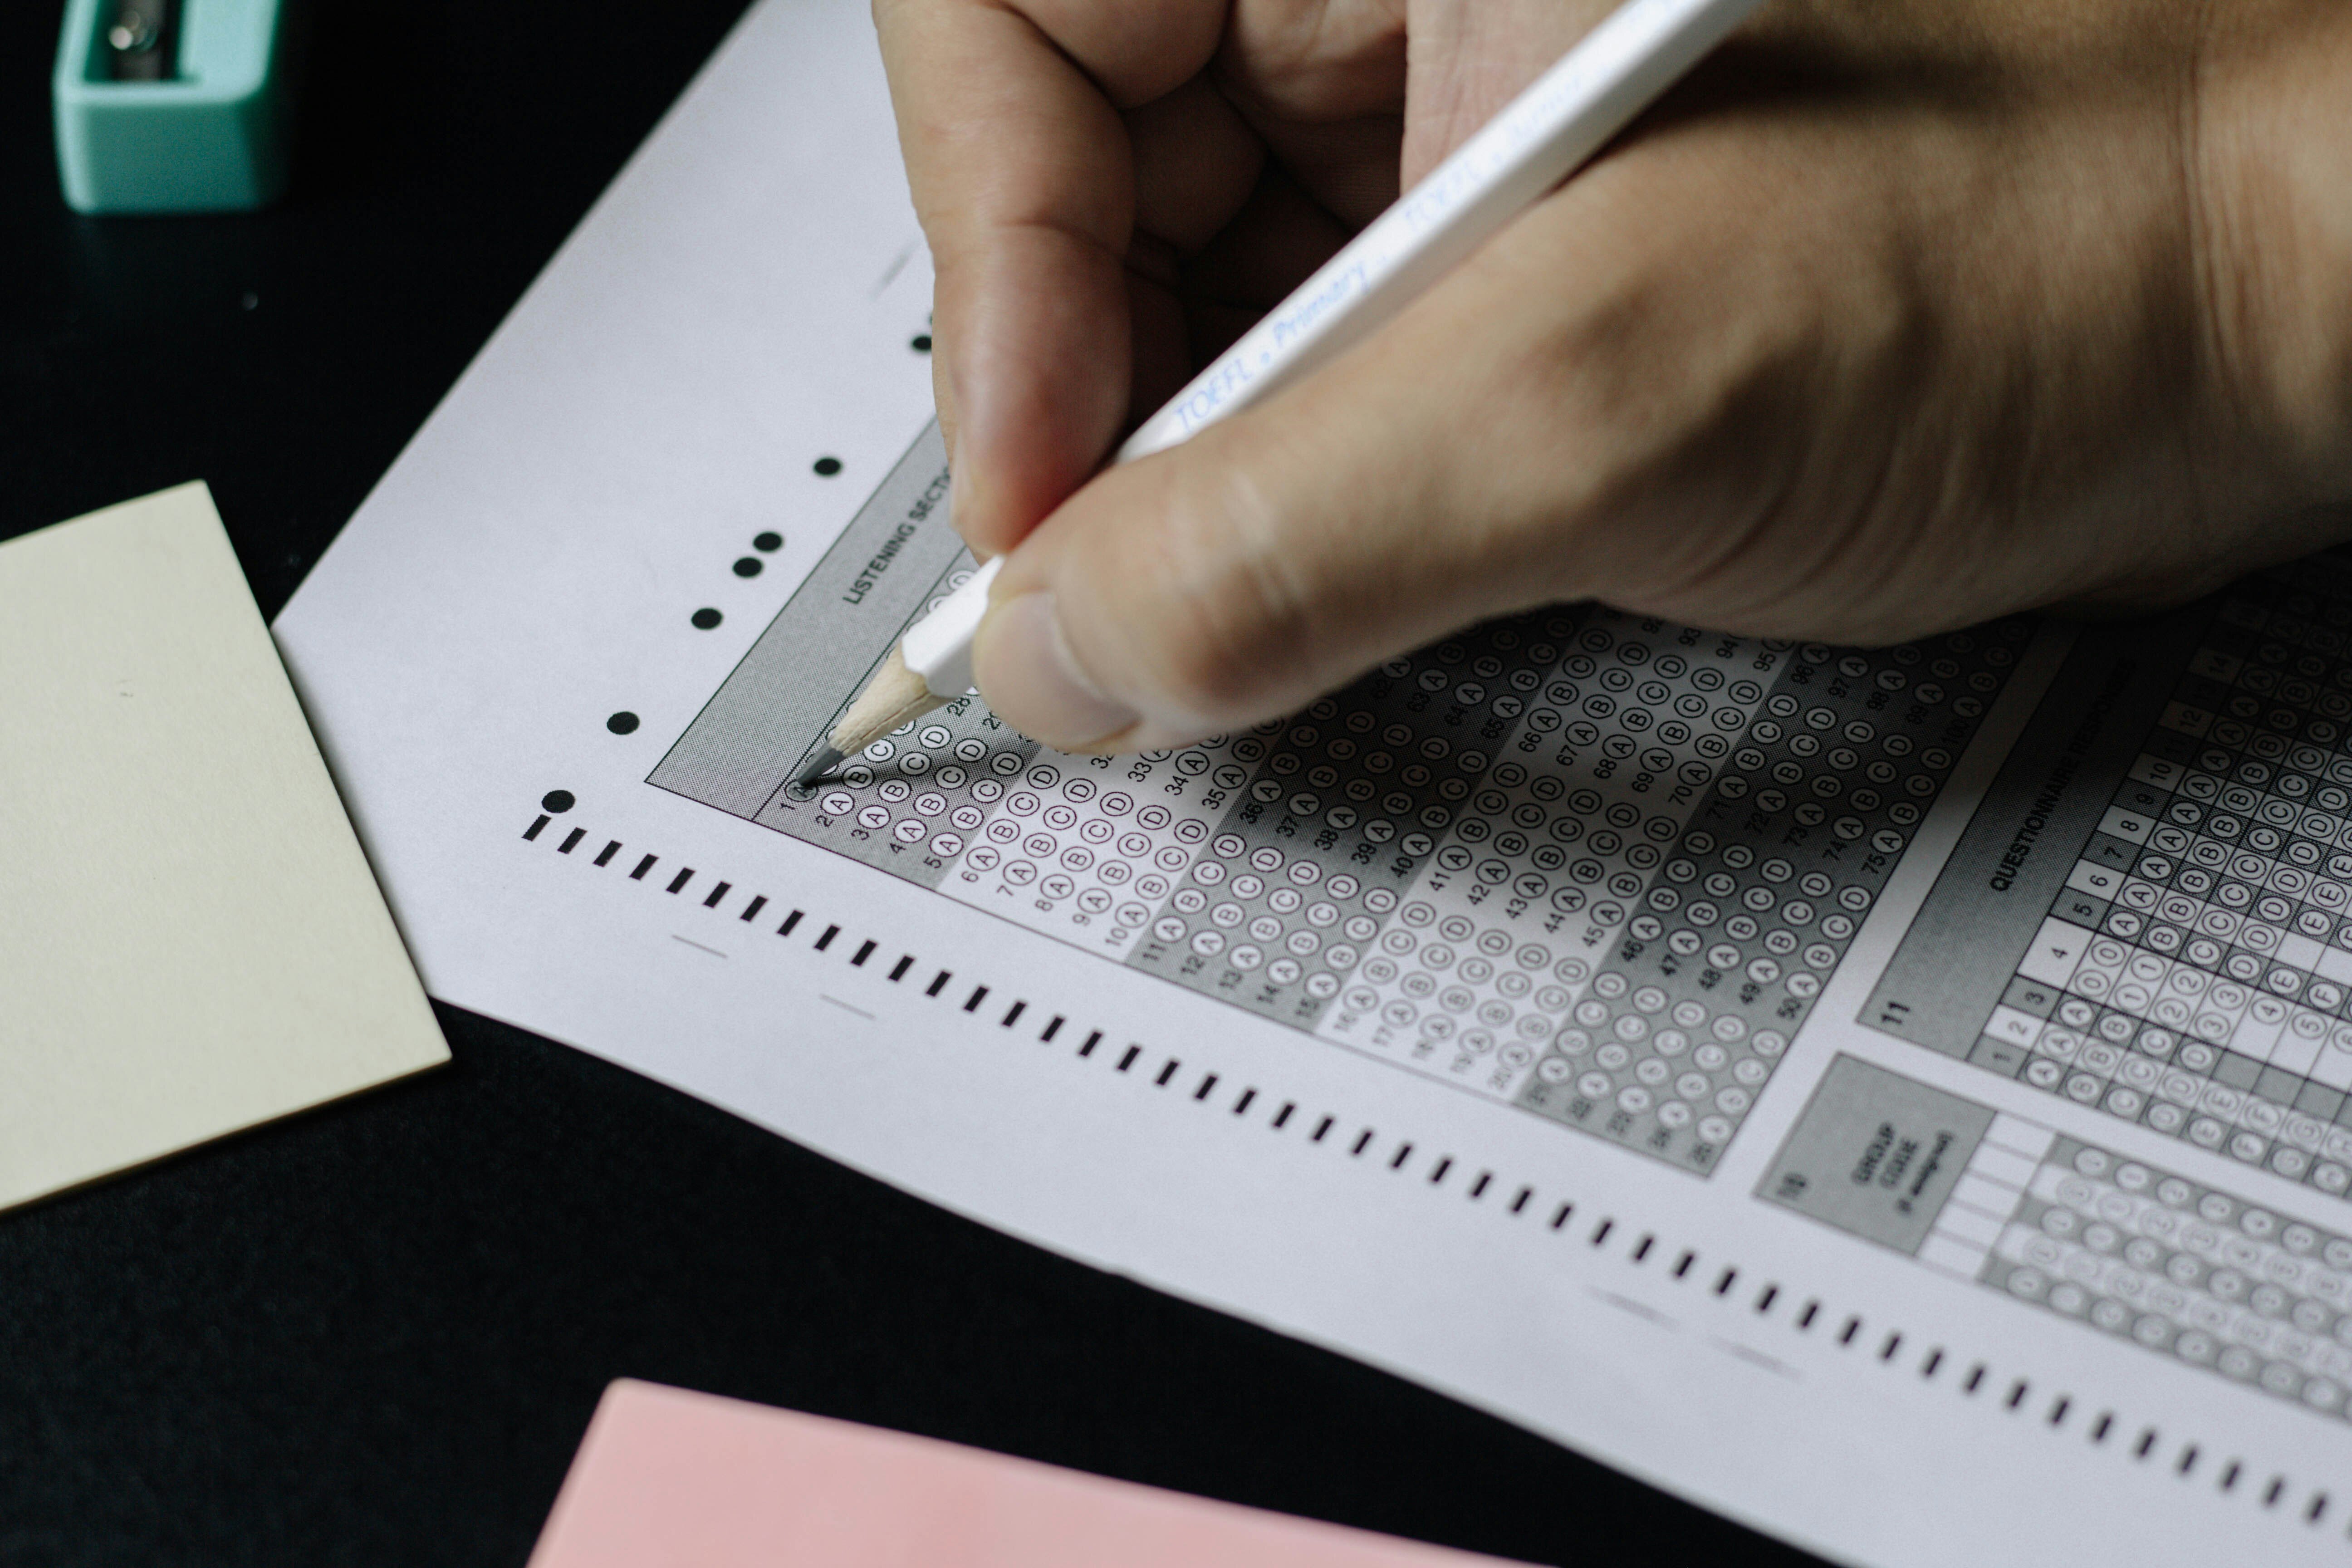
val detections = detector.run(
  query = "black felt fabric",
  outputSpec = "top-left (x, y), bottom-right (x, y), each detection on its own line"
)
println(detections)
top-left (0, 4), bottom-right (1829, 1563)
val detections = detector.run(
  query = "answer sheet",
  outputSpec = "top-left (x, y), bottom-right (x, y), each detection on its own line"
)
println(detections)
top-left (275, 1), bottom-right (2352, 1561)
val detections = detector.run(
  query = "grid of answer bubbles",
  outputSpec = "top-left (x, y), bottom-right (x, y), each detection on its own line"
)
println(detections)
top-left (1970, 569), bottom-right (2352, 1198)
top-left (785, 595), bottom-right (2031, 1172)
top-left (1990, 1137), bottom-right (2352, 1420)
top-left (1515, 622), bottom-right (2032, 1169)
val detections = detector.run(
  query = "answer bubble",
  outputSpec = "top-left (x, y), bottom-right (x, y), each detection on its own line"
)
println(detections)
top-left (691, 607), bottom-right (723, 629)
top-left (607, 712), bottom-right (639, 735)
top-left (733, 557), bottom-right (763, 578)
top-left (541, 790), bottom-right (575, 813)
top-left (753, 531), bottom-right (783, 552)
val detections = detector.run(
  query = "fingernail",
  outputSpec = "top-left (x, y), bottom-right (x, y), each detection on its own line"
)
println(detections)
top-left (977, 591), bottom-right (1137, 750)
top-left (945, 462), bottom-right (998, 563)
top-left (947, 461), bottom-right (976, 542)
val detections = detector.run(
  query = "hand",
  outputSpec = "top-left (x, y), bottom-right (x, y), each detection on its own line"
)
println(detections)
top-left (873, 0), bottom-right (2352, 754)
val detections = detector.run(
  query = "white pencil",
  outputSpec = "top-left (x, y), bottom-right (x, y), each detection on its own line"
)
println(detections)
top-left (799, 0), bottom-right (1764, 786)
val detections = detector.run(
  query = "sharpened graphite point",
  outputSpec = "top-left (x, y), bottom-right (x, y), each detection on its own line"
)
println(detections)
top-left (792, 745), bottom-right (846, 793)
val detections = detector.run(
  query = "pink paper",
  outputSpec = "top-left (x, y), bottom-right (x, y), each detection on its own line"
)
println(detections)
top-left (529, 1380), bottom-right (1531, 1568)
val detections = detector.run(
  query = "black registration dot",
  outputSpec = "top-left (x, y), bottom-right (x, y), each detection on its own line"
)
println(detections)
top-left (753, 531), bottom-right (782, 553)
top-left (813, 456), bottom-right (841, 477)
top-left (910, 334), bottom-right (932, 353)
top-left (733, 557), bottom-right (762, 578)
top-left (607, 712), bottom-right (640, 735)
top-left (691, 607), bottom-right (723, 630)
top-left (541, 790), bottom-right (576, 813)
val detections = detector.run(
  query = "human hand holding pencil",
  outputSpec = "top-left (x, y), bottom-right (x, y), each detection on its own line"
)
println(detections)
top-left (809, 0), bottom-right (1757, 779)
top-left (864, 0), bottom-right (2352, 760)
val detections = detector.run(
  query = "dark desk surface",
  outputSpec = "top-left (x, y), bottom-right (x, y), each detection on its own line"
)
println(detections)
top-left (0, 6), bottom-right (1827, 1564)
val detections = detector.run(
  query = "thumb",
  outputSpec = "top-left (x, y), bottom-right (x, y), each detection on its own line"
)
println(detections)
top-left (967, 276), bottom-right (1565, 753)
top-left (965, 122), bottom-right (1831, 754)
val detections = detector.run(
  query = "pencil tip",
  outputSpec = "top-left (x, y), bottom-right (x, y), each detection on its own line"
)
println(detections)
top-left (791, 746), bottom-right (845, 793)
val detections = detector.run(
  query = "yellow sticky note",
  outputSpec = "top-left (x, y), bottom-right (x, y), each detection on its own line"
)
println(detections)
top-left (0, 483), bottom-right (447, 1210)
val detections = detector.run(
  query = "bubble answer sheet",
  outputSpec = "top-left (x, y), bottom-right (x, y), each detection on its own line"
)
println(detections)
top-left (274, 0), bottom-right (2352, 1561)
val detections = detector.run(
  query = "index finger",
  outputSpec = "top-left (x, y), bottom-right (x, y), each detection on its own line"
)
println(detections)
top-left (872, 0), bottom-right (1230, 554)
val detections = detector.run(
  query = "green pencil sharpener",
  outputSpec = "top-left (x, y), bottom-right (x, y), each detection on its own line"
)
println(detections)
top-left (53, 0), bottom-right (302, 214)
